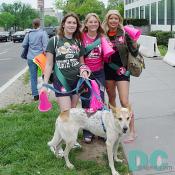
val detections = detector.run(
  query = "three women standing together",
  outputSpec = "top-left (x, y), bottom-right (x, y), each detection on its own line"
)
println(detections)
top-left (41, 10), bottom-right (138, 144)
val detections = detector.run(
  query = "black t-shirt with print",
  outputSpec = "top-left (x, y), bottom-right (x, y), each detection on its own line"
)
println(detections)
top-left (46, 36), bottom-right (84, 85)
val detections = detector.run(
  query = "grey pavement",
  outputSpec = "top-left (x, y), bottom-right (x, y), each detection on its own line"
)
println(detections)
top-left (122, 57), bottom-right (175, 175)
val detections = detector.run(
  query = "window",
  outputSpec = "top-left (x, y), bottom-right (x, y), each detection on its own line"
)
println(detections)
top-left (167, 0), bottom-right (175, 25)
top-left (125, 10), bottom-right (129, 18)
top-left (136, 7), bottom-right (139, 18)
top-left (140, 6), bottom-right (144, 19)
top-left (129, 9), bottom-right (132, 18)
top-left (145, 4), bottom-right (150, 22)
top-left (158, 0), bottom-right (164, 24)
top-left (151, 2), bottom-right (156, 24)
top-left (132, 8), bottom-right (135, 18)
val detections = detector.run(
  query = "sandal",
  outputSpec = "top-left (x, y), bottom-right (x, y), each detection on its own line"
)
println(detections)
top-left (123, 134), bottom-right (137, 144)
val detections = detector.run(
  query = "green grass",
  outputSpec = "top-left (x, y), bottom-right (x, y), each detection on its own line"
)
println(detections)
top-left (23, 70), bottom-right (30, 85)
top-left (158, 45), bottom-right (168, 56)
top-left (0, 102), bottom-right (130, 175)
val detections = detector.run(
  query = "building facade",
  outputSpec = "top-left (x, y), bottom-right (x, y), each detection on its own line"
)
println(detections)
top-left (124, 0), bottom-right (175, 31)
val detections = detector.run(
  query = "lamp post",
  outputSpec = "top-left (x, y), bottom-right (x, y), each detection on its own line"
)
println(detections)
top-left (37, 0), bottom-right (44, 28)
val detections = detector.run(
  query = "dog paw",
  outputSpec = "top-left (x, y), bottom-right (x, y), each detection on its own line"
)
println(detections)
top-left (55, 148), bottom-right (64, 158)
top-left (114, 157), bottom-right (123, 163)
top-left (67, 163), bottom-right (74, 169)
top-left (48, 142), bottom-right (56, 154)
top-left (112, 170), bottom-right (120, 175)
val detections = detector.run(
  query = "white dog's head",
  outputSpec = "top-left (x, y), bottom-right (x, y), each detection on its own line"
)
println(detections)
top-left (109, 104), bottom-right (132, 134)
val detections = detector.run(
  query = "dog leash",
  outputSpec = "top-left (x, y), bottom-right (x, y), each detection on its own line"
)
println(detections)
top-left (100, 113), bottom-right (106, 133)
top-left (43, 77), bottom-right (90, 95)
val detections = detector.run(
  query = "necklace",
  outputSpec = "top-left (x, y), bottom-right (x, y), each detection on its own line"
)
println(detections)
top-left (86, 32), bottom-right (97, 40)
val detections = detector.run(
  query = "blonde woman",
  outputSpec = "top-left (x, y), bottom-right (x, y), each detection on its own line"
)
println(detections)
top-left (103, 10), bottom-right (138, 143)
top-left (81, 13), bottom-right (106, 143)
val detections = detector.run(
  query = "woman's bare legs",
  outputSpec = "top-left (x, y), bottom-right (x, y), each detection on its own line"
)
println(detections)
top-left (106, 80), bottom-right (117, 107)
top-left (116, 81), bottom-right (136, 143)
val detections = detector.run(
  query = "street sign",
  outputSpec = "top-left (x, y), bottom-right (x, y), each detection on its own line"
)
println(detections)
top-left (37, 0), bottom-right (44, 9)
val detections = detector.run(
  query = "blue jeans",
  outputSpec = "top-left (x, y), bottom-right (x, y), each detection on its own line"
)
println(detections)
top-left (27, 59), bottom-right (38, 97)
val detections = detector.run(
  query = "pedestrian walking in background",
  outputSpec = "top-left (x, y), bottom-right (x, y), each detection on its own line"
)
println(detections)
top-left (103, 10), bottom-right (139, 143)
top-left (22, 18), bottom-right (49, 101)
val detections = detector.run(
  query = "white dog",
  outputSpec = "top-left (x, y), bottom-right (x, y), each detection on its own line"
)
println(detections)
top-left (48, 106), bottom-right (131, 175)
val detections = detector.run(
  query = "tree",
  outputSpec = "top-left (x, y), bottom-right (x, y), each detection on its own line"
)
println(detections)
top-left (44, 15), bottom-right (59, 27)
top-left (107, 0), bottom-right (119, 10)
top-left (1, 2), bottom-right (39, 30)
top-left (0, 12), bottom-right (15, 30)
top-left (55, 0), bottom-right (105, 20)
top-left (106, 0), bottom-right (124, 17)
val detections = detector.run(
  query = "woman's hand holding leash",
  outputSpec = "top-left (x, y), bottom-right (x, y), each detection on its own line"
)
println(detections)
top-left (80, 64), bottom-right (91, 79)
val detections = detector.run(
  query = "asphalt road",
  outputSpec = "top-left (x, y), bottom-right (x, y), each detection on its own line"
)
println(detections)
top-left (0, 41), bottom-right (27, 87)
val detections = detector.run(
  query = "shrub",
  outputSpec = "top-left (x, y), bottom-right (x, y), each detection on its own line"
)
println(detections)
top-left (124, 19), bottom-right (149, 26)
top-left (149, 31), bottom-right (175, 46)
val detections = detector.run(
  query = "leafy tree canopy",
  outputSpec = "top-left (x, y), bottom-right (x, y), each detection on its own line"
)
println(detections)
top-left (44, 15), bottom-right (59, 27)
top-left (106, 0), bottom-right (124, 17)
top-left (0, 12), bottom-right (15, 30)
top-left (1, 2), bottom-right (39, 30)
top-left (56, 0), bottom-right (105, 20)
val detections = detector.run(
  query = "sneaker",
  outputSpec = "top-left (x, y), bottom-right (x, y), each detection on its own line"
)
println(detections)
top-left (83, 130), bottom-right (94, 144)
top-left (34, 95), bottom-right (39, 101)
top-left (84, 134), bottom-right (94, 144)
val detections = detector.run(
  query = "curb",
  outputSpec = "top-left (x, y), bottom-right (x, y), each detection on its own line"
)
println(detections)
top-left (0, 66), bottom-right (28, 94)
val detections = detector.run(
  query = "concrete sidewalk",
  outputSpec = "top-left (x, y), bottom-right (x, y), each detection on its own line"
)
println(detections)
top-left (123, 57), bottom-right (175, 175)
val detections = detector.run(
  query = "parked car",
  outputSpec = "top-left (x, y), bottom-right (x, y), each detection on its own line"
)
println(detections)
top-left (0, 31), bottom-right (11, 42)
top-left (43, 27), bottom-right (56, 38)
top-left (11, 31), bottom-right (26, 43)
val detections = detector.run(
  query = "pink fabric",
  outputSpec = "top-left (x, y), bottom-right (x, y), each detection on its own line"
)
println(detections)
top-left (82, 33), bottom-right (103, 72)
top-left (89, 80), bottom-right (103, 112)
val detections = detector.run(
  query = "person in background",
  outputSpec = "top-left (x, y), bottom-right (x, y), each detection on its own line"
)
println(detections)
top-left (41, 13), bottom-right (89, 151)
top-left (81, 13), bottom-right (106, 143)
top-left (102, 10), bottom-right (138, 143)
top-left (22, 18), bottom-right (49, 101)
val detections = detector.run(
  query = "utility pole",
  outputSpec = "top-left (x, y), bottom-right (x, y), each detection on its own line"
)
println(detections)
top-left (37, 0), bottom-right (44, 28)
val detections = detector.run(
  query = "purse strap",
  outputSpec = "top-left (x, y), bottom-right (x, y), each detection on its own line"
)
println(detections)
top-left (53, 36), bottom-right (71, 91)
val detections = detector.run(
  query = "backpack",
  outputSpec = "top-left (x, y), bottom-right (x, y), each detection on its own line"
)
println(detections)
top-left (127, 51), bottom-right (145, 77)
top-left (124, 31), bottom-right (145, 77)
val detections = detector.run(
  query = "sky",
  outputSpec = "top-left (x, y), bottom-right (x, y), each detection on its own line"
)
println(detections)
top-left (0, 0), bottom-right (108, 9)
